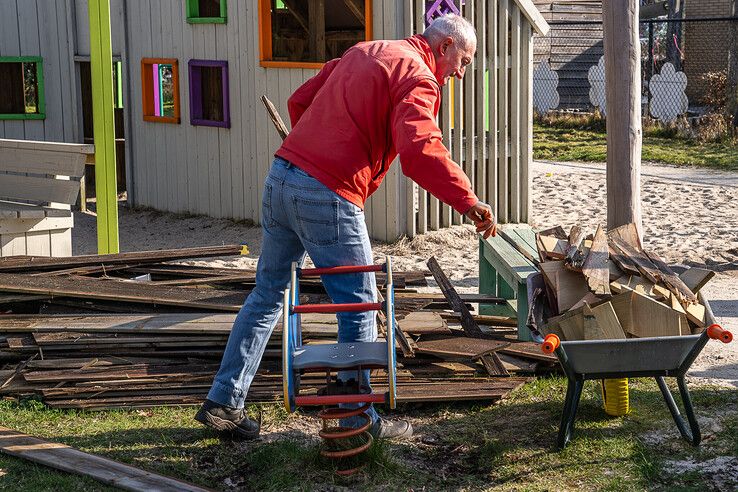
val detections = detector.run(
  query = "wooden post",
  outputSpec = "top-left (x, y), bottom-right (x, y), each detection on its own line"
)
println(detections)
top-left (602, 0), bottom-right (643, 239)
top-left (309, 0), bottom-right (326, 62)
top-left (88, 0), bottom-right (120, 253)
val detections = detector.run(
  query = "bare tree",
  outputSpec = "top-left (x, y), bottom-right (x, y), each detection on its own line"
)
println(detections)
top-left (728, 0), bottom-right (738, 127)
top-left (665, 0), bottom-right (684, 70)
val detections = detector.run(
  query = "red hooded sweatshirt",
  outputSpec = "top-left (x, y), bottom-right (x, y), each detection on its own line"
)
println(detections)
top-left (275, 34), bottom-right (479, 215)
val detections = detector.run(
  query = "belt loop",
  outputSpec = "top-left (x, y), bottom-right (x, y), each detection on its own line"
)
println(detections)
top-left (284, 159), bottom-right (292, 169)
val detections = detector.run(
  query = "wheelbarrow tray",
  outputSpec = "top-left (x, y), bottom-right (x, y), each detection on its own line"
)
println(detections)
top-left (560, 335), bottom-right (702, 376)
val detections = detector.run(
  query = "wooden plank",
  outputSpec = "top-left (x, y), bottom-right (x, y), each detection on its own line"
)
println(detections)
top-left (415, 336), bottom-right (510, 359)
top-left (486, 0), bottom-right (498, 219)
top-left (581, 224), bottom-right (611, 295)
top-left (584, 301), bottom-right (626, 339)
top-left (397, 311), bottom-right (450, 335)
top-left (0, 146), bottom-right (88, 177)
top-left (539, 260), bottom-right (589, 313)
top-left (678, 268), bottom-right (715, 294)
top-left (0, 427), bottom-right (209, 491)
top-left (0, 174), bottom-right (80, 206)
top-left (536, 234), bottom-right (568, 260)
top-left (509, 5), bottom-right (521, 222)
top-left (520, 21), bottom-right (533, 222)
top-left (612, 290), bottom-right (685, 338)
top-left (427, 257), bottom-right (508, 375)
top-left (644, 249), bottom-right (698, 304)
top-left (497, 0), bottom-right (509, 223)
top-left (463, 0), bottom-right (476, 223)
top-left (474, 0), bottom-right (487, 206)
top-left (608, 236), bottom-right (659, 284)
top-left (0, 244), bottom-right (244, 272)
top-left (514, 0), bottom-right (550, 35)
top-left (0, 273), bottom-right (249, 312)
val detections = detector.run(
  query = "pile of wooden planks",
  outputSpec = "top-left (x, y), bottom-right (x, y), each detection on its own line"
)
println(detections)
top-left (0, 246), bottom-right (548, 410)
top-left (534, 223), bottom-right (715, 341)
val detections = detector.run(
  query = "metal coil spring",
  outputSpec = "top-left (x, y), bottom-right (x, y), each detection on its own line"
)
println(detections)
top-left (317, 403), bottom-right (373, 476)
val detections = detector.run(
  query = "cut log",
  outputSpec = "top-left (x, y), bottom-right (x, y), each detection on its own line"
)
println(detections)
top-left (581, 224), bottom-right (611, 295)
top-left (565, 225), bottom-right (587, 268)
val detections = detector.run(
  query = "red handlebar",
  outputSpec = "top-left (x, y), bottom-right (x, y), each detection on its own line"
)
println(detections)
top-left (542, 334), bottom-right (561, 354)
top-left (300, 265), bottom-right (384, 277)
top-left (707, 324), bottom-right (733, 344)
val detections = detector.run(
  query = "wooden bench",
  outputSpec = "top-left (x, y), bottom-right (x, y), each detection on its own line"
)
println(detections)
top-left (479, 224), bottom-right (539, 341)
top-left (0, 138), bottom-right (94, 257)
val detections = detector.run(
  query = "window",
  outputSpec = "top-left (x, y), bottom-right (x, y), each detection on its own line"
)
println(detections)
top-left (141, 58), bottom-right (180, 124)
top-left (188, 60), bottom-right (230, 128)
top-left (186, 0), bottom-right (227, 24)
top-left (0, 57), bottom-right (45, 120)
top-left (259, 0), bottom-right (373, 68)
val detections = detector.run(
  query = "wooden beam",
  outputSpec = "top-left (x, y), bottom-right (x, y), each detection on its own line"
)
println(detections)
top-left (0, 427), bottom-right (208, 491)
top-left (603, 0), bottom-right (643, 238)
top-left (309, 0), bottom-right (326, 62)
top-left (342, 0), bottom-right (365, 26)
top-left (280, 0), bottom-right (310, 33)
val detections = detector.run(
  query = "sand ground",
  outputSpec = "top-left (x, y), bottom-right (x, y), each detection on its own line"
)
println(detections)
top-left (72, 160), bottom-right (738, 387)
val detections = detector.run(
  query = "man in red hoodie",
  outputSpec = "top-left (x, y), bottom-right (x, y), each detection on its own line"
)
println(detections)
top-left (196, 14), bottom-right (496, 440)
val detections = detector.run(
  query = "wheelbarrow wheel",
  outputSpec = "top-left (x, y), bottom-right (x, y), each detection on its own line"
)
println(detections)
top-left (601, 378), bottom-right (630, 416)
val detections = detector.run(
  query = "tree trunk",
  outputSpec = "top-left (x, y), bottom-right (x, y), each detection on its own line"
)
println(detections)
top-left (728, 0), bottom-right (738, 128)
top-left (603, 0), bottom-right (643, 239)
top-left (665, 0), bottom-right (684, 71)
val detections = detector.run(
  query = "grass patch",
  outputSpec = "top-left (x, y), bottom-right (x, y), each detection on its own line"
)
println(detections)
top-left (534, 123), bottom-right (738, 170)
top-left (0, 379), bottom-right (735, 491)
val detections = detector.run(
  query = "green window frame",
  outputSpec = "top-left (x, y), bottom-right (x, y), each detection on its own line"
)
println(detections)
top-left (0, 56), bottom-right (45, 120)
top-left (113, 60), bottom-right (123, 109)
top-left (186, 0), bottom-right (227, 24)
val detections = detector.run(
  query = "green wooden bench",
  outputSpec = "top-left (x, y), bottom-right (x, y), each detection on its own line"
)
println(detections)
top-left (479, 224), bottom-right (539, 341)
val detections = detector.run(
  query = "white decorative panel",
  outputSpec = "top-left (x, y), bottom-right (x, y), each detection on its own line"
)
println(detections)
top-left (649, 63), bottom-right (688, 123)
top-left (533, 61), bottom-right (560, 113)
top-left (588, 56), bottom-right (607, 116)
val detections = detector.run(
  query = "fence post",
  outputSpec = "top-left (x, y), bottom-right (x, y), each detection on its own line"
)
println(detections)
top-left (646, 21), bottom-right (653, 116)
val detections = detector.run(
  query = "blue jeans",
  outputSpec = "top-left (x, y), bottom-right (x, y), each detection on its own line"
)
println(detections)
top-left (208, 157), bottom-right (379, 424)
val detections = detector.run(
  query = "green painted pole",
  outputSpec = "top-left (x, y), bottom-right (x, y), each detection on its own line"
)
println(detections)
top-left (88, 0), bottom-right (120, 254)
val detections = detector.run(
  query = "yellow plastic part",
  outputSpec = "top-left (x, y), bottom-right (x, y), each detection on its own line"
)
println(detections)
top-left (601, 378), bottom-right (630, 416)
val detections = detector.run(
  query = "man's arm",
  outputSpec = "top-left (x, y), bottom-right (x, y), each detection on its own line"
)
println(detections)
top-left (287, 58), bottom-right (341, 128)
top-left (392, 79), bottom-right (496, 238)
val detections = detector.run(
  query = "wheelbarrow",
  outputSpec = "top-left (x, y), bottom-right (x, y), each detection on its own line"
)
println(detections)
top-left (526, 274), bottom-right (734, 449)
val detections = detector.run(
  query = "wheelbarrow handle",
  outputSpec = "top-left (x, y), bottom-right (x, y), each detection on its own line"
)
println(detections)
top-left (707, 324), bottom-right (733, 344)
top-left (542, 334), bottom-right (561, 354)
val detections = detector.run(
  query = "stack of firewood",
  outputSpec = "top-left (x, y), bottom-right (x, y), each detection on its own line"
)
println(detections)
top-left (532, 223), bottom-right (714, 341)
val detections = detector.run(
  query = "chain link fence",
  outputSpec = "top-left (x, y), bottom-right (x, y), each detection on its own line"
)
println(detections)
top-left (533, 16), bottom-right (738, 125)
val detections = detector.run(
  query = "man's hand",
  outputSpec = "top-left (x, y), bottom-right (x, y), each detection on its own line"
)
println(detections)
top-left (465, 201), bottom-right (497, 239)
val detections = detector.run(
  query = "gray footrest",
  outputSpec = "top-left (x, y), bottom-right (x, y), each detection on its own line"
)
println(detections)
top-left (293, 342), bottom-right (388, 370)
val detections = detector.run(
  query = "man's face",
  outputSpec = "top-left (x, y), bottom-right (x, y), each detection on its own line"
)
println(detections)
top-left (434, 36), bottom-right (476, 86)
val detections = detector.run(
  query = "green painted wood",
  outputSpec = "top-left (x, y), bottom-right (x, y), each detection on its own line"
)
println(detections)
top-left (185, 0), bottom-right (227, 23)
top-left (0, 57), bottom-right (45, 120)
top-left (88, 0), bottom-right (119, 253)
top-left (479, 228), bottom-right (538, 339)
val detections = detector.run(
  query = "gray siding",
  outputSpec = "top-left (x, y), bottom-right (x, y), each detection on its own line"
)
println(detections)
top-left (126, 0), bottom-right (404, 238)
top-left (0, 0), bottom-right (78, 142)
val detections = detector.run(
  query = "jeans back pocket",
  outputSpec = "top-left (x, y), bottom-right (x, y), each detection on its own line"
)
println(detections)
top-left (292, 195), bottom-right (339, 246)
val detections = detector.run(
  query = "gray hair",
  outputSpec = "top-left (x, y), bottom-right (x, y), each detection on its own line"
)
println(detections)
top-left (422, 14), bottom-right (477, 50)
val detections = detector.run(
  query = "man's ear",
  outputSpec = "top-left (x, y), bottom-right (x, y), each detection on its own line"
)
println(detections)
top-left (439, 37), bottom-right (453, 56)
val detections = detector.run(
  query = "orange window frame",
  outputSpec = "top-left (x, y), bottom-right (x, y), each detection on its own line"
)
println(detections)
top-left (141, 58), bottom-right (181, 124)
top-left (258, 0), bottom-right (373, 69)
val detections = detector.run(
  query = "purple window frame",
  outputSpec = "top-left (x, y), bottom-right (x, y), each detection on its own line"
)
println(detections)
top-left (188, 59), bottom-right (230, 128)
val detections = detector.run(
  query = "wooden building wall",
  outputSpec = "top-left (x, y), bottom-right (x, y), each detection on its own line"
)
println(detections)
top-left (0, 0), bottom-right (78, 142)
top-left (124, 0), bottom-right (407, 239)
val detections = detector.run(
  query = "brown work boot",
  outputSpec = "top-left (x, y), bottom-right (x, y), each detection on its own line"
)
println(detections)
top-left (370, 417), bottom-right (413, 440)
top-left (194, 399), bottom-right (260, 440)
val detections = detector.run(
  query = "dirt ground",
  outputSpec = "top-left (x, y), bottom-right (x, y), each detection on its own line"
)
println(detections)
top-left (72, 159), bottom-right (738, 388)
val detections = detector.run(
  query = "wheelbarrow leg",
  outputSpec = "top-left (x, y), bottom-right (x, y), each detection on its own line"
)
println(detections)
top-left (557, 378), bottom-right (584, 449)
top-left (655, 376), bottom-right (701, 446)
